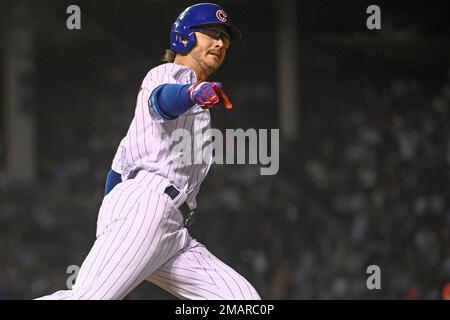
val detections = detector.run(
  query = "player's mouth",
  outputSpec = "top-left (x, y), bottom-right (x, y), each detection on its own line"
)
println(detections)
top-left (208, 51), bottom-right (222, 60)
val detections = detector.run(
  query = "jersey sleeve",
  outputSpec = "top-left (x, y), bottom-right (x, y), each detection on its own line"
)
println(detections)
top-left (144, 64), bottom-right (194, 123)
top-left (110, 137), bottom-right (126, 175)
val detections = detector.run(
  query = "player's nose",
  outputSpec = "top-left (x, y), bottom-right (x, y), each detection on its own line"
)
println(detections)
top-left (214, 38), bottom-right (225, 48)
top-left (213, 40), bottom-right (222, 49)
top-left (213, 39), bottom-right (228, 53)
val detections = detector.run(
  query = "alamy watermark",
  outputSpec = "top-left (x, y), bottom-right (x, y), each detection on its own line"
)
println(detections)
top-left (66, 5), bottom-right (381, 32)
top-left (168, 128), bottom-right (279, 176)
top-left (66, 5), bottom-right (81, 30)
top-left (366, 5), bottom-right (381, 30)
top-left (366, 264), bottom-right (381, 290)
top-left (66, 263), bottom-right (382, 291)
top-left (66, 264), bottom-right (80, 289)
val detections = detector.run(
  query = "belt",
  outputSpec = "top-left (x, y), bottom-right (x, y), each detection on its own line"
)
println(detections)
top-left (164, 185), bottom-right (195, 228)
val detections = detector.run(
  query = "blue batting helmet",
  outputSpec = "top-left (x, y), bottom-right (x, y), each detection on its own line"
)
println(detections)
top-left (169, 3), bottom-right (242, 53)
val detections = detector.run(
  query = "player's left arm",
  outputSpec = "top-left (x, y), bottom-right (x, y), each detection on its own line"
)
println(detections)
top-left (104, 169), bottom-right (121, 196)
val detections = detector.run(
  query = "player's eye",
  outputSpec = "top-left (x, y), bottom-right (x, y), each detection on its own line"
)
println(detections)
top-left (201, 29), bottom-right (230, 43)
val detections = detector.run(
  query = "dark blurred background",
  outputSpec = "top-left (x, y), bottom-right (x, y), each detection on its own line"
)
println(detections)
top-left (0, 0), bottom-right (449, 299)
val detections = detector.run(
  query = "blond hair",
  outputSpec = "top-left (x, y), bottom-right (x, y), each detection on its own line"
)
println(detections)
top-left (161, 49), bottom-right (176, 63)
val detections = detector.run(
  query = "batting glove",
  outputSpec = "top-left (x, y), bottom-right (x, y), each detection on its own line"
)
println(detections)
top-left (187, 81), bottom-right (233, 109)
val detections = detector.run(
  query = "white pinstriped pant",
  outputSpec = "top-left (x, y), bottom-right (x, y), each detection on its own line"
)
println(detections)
top-left (36, 171), bottom-right (260, 300)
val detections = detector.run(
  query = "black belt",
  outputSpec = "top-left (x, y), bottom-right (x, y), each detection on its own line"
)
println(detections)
top-left (164, 185), bottom-right (195, 227)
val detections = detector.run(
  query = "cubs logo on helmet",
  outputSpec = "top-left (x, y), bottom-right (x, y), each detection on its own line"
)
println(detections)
top-left (216, 10), bottom-right (227, 22)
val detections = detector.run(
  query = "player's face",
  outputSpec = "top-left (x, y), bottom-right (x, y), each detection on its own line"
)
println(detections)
top-left (191, 26), bottom-right (231, 72)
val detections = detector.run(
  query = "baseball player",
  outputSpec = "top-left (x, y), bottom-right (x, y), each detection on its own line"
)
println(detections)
top-left (36, 3), bottom-right (261, 300)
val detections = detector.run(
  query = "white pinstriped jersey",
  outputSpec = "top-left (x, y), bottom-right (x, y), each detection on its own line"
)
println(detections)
top-left (36, 66), bottom-right (261, 301)
top-left (111, 63), bottom-right (213, 210)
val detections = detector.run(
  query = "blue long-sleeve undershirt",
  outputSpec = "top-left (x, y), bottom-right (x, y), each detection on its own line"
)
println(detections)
top-left (104, 169), bottom-right (122, 196)
top-left (150, 84), bottom-right (195, 120)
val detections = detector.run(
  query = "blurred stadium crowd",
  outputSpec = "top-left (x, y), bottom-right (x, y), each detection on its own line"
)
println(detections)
top-left (0, 67), bottom-right (448, 299)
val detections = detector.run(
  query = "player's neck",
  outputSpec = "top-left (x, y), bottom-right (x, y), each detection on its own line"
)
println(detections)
top-left (173, 56), bottom-right (211, 82)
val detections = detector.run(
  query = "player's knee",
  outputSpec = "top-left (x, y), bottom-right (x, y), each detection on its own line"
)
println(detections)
top-left (34, 289), bottom-right (73, 300)
top-left (241, 284), bottom-right (262, 300)
top-left (222, 281), bottom-right (261, 300)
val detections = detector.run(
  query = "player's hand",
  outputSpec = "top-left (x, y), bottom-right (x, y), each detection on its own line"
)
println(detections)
top-left (187, 81), bottom-right (233, 110)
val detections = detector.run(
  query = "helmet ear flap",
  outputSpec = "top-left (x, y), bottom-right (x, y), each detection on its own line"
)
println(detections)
top-left (170, 30), bottom-right (197, 54)
top-left (175, 34), bottom-right (186, 46)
